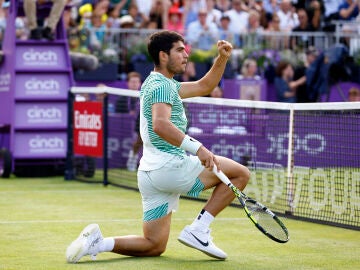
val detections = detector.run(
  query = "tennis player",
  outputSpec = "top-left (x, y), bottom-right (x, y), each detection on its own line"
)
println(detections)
top-left (66, 30), bottom-right (250, 262)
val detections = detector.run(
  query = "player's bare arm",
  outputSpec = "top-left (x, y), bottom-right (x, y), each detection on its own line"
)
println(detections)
top-left (179, 40), bottom-right (233, 99)
top-left (152, 102), bottom-right (220, 171)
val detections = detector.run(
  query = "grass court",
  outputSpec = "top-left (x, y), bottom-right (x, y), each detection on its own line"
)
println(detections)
top-left (0, 177), bottom-right (359, 270)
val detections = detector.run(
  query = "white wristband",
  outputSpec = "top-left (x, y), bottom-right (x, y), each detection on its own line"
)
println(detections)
top-left (180, 135), bottom-right (202, 155)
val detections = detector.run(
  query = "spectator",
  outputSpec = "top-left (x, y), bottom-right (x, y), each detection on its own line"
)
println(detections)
top-left (116, 71), bottom-right (141, 114)
top-left (238, 58), bottom-right (262, 101)
top-left (0, 1), bottom-right (26, 43)
top-left (186, 9), bottom-right (219, 51)
top-left (251, 0), bottom-right (271, 29)
top-left (348, 87), bottom-right (360, 101)
top-left (339, 0), bottom-right (359, 21)
top-left (24, 0), bottom-right (67, 40)
top-left (114, 71), bottom-right (142, 171)
top-left (239, 58), bottom-right (261, 80)
top-left (293, 46), bottom-right (318, 102)
top-left (266, 12), bottom-right (281, 31)
top-left (291, 8), bottom-right (316, 50)
top-left (183, 0), bottom-right (206, 28)
top-left (274, 60), bottom-right (304, 102)
top-left (265, 12), bottom-right (290, 49)
top-left (277, 0), bottom-right (299, 32)
top-left (224, 0), bottom-right (249, 34)
top-left (306, 0), bottom-right (324, 30)
top-left (87, 12), bottom-right (107, 52)
top-left (127, 3), bottom-right (148, 28)
top-left (118, 14), bottom-right (140, 72)
top-left (247, 9), bottom-right (263, 33)
top-left (337, 1), bottom-right (360, 48)
top-left (93, 0), bottom-right (110, 21)
top-left (263, 0), bottom-right (280, 15)
top-left (205, 0), bottom-right (222, 26)
top-left (148, 0), bottom-right (169, 29)
top-left (170, 0), bottom-right (184, 9)
top-left (106, 4), bottom-right (122, 28)
top-left (166, 5), bottom-right (184, 34)
top-left (218, 14), bottom-right (240, 47)
top-left (78, 2), bottom-right (93, 28)
top-left (323, 0), bottom-right (342, 22)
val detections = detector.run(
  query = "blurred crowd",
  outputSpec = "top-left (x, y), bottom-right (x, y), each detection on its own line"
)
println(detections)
top-left (0, 0), bottom-right (359, 102)
top-left (2, 1), bottom-right (359, 55)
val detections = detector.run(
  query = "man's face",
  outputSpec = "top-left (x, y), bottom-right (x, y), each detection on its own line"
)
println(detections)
top-left (166, 41), bottom-right (189, 74)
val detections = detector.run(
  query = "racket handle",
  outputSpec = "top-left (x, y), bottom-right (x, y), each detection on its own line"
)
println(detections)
top-left (212, 164), bottom-right (232, 186)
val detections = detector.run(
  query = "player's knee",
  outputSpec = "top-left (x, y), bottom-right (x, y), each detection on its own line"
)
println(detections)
top-left (151, 247), bottom-right (166, 257)
top-left (148, 243), bottom-right (166, 257)
top-left (232, 165), bottom-right (251, 190)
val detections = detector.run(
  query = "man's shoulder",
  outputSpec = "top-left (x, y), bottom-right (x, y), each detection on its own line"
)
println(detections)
top-left (142, 73), bottom-right (178, 93)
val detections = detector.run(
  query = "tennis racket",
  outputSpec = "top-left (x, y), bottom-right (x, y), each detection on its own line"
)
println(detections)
top-left (213, 165), bottom-right (289, 243)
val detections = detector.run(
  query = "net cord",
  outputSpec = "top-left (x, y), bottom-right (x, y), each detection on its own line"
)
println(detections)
top-left (70, 87), bottom-right (360, 111)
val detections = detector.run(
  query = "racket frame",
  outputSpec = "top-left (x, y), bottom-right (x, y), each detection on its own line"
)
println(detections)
top-left (213, 165), bottom-right (289, 243)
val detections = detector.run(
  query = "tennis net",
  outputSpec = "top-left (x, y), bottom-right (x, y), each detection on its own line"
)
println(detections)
top-left (67, 86), bottom-right (360, 230)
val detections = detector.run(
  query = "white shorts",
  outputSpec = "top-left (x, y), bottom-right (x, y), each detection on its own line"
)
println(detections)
top-left (137, 155), bottom-right (204, 221)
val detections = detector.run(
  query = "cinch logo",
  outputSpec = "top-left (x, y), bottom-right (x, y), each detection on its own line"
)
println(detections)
top-left (27, 106), bottom-right (62, 120)
top-left (196, 108), bottom-right (247, 125)
top-left (0, 73), bottom-right (10, 86)
top-left (74, 110), bottom-right (102, 130)
top-left (22, 49), bottom-right (58, 63)
top-left (29, 135), bottom-right (64, 149)
top-left (211, 138), bottom-right (257, 161)
top-left (25, 77), bottom-right (60, 91)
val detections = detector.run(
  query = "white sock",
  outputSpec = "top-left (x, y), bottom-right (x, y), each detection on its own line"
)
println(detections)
top-left (190, 209), bottom-right (214, 230)
top-left (99, 237), bottom-right (115, 252)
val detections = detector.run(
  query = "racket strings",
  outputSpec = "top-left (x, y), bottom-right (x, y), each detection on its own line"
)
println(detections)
top-left (246, 202), bottom-right (288, 242)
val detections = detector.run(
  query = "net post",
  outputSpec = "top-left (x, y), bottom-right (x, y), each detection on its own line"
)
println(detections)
top-left (286, 108), bottom-right (295, 214)
top-left (103, 93), bottom-right (109, 186)
top-left (64, 89), bottom-right (75, 180)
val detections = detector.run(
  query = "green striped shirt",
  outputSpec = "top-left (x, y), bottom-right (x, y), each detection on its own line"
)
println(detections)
top-left (138, 72), bottom-right (187, 170)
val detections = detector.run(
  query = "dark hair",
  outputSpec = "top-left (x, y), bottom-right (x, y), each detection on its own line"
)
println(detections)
top-left (147, 30), bottom-right (185, 66)
top-left (275, 60), bottom-right (291, 77)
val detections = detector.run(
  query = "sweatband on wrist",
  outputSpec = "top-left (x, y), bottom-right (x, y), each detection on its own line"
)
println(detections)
top-left (180, 135), bottom-right (202, 155)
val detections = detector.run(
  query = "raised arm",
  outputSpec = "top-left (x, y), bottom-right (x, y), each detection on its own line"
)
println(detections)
top-left (179, 40), bottom-right (233, 99)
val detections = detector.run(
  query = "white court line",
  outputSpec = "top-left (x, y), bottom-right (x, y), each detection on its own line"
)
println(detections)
top-left (0, 217), bottom-right (246, 225)
top-left (0, 189), bottom-right (122, 194)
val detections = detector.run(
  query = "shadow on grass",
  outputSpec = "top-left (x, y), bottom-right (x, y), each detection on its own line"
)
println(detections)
top-left (76, 255), bottom-right (229, 268)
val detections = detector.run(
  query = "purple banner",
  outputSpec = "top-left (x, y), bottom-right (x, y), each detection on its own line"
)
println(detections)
top-left (13, 132), bottom-right (67, 158)
top-left (16, 44), bottom-right (68, 70)
top-left (15, 73), bottom-right (70, 100)
top-left (14, 103), bottom-right (67, 129)
top-left (186, 106), bottom-right (359, 168)
top-left (107, 114), bottom-right (137, 168)
top-left (0, 71), bottom-right (12, 125)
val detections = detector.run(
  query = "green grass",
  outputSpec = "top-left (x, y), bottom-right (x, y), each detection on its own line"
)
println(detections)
top-left (0, 177), bottom-right (359, 270)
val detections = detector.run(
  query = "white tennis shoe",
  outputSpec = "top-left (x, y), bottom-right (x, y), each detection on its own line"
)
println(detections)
top-left (66, 223), bottom-right (103, 263)
top-left (178, 225), bottom-right (227, 260)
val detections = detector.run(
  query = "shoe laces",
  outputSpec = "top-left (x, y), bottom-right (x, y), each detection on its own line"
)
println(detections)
top-left (83, 229), bottom-right (103, 256)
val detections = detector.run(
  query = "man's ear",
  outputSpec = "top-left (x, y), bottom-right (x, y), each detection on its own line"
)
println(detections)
top-left (159, 51), bottom-right (168, 64)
